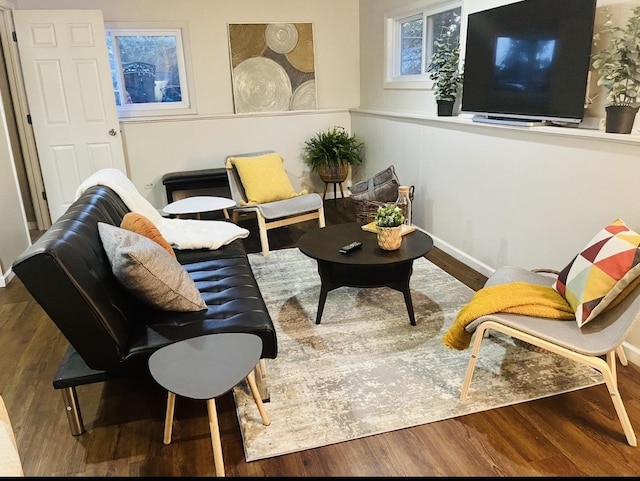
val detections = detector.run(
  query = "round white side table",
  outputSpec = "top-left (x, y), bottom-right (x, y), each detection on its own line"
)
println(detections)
top-left (162, 196), bottom-right (236, 220)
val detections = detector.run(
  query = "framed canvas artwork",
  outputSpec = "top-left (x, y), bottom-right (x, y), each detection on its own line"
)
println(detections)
top-left (228, 23), bottom-right (317, 113)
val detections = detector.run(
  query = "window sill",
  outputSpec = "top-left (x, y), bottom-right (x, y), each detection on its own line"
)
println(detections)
top-left (350, 108), bottom-right (640, 146)
top-left (383, 79), bottom-right (432, 90)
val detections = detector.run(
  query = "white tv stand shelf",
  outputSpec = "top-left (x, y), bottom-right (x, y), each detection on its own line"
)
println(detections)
top-left (351, 108), bottom-right (640, 146)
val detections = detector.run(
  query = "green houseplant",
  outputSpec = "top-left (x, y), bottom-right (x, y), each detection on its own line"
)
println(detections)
top-left (374, 203), bottom-right (405, 227)
top-left (302, 126), bottom-right (365, 183)
top-left (426, 36), bottom-right (464, 116)
top-left (591, 6), bottom-right (640, 133)
top-left (374, 203), bottom-right (405, 250)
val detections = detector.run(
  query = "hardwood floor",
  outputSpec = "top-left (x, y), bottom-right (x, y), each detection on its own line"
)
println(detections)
top-left (4, 198), bottom-right (640, 476)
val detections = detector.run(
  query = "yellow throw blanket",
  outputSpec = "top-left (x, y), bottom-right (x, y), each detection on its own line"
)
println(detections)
top-left (443, 282), bottom-right (575, 351)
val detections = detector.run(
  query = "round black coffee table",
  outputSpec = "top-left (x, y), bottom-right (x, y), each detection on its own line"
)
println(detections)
top-left (297, 222), bottom-right (433, 326)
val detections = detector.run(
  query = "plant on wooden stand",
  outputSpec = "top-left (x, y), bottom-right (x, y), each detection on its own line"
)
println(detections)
top-left (591, 6), bottom-right (640, 133)
top-left (374, 203), bottom-right (405, 250)
top-left (302, 126), bottom-right (365, 183)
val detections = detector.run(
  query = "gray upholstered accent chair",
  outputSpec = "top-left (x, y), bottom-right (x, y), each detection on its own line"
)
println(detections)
top-left (461, 265), bottom-right (639, 447)
top-left (225, 150), bottom-right (325, 256)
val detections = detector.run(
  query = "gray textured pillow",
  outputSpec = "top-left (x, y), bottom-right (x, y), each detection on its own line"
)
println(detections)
top-left (98, 223), bottom-right (207, 312)
top-left (348, 165), bottom-right (400, 202)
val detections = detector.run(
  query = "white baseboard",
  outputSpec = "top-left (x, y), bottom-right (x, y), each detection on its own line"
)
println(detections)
top-left (621, 341), bottom-right (640, 367)
top-left (0, 267), bottom-right (14, 288)
top-left (423, 231), bottom-right (495, 278)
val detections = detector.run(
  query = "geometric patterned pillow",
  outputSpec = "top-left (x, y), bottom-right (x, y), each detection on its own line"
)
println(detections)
top-left (553, 219), bottom-right (640, 327)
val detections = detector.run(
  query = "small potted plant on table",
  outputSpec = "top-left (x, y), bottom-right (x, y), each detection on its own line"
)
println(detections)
top-left (591, 6), bottom-right (640, 134)
top-left (374, 203), bottom-right (405, 250)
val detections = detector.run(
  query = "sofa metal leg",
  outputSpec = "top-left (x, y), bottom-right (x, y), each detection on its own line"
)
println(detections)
top-left (254, 359), bottom-right (270, 402)
top-left (61, 387), bottom-right (85, 436)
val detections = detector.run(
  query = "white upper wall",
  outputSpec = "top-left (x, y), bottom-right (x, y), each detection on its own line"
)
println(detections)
top-left (13, 0), bottom-right (361, 206)
top-left (360, 0), bottom-right (639, 123)
top-left (15, 0), bottom-right (361, 115)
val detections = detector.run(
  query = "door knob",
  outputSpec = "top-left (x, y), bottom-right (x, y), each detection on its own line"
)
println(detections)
top-left (108, 129), bottom-right (117, 136)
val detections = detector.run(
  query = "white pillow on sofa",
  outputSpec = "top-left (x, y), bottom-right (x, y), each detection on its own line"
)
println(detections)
top-left (98, 223), bottom-right (207, 312)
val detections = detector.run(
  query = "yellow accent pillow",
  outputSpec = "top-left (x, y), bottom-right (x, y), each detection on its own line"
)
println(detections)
top-left (121, 212), bottom-right (176, 258)
top-left (228, 153), bottom-right (297, 204)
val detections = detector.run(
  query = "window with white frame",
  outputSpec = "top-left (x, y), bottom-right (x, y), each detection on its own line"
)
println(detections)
top-left (106, 27), bottom-right (193, 117)
top-left (385, 1), bottom-right (462, 89)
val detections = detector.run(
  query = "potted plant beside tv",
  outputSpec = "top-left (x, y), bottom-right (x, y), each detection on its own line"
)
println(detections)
top-left (426, 34), bottom-right (464, 116)
top-left (591, 6), bottom-right (640, 134)
top-left (302, 126), bottom-right (365, 184)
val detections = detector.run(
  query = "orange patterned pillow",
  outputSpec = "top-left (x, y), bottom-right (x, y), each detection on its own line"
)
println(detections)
top-left (120, 213), bottom-right (176, 258)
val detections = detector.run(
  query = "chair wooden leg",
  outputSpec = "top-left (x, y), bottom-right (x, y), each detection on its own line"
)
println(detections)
top-left (256, 213), bottom-right (270, 256)
top-left (163, 391), bottom-right (175, 445)
top-left (599, 354), bottom-right (637, 447)
top-left (467, 320), bottom-right (637, 447)
top-left (460, 323), bottom-right (488, 401)
top-left (206, 399), bottom-right (225, 477)
top-left (616, 345), bottom-right (628, 366)
top-left (607, 350), bottom-right (618, 386)
top-left (318, 206), bottom-right (326, 228)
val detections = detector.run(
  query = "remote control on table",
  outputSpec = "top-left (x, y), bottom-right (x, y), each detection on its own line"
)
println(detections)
top-left (339, 241), bottom-right (362, 254)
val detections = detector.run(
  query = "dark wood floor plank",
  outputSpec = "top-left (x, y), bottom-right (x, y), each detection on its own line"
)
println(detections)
top-left (6, 198), bottom-right (640, 476)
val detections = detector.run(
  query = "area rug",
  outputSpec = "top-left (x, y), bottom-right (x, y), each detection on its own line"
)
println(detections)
top-left (233, 248), bottom-right (603, 462)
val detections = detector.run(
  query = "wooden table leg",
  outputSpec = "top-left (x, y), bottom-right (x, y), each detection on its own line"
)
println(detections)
top-left (163, 391), bottom-right (175, 445)
top-left (338, 182), bottom-right (346, 207)
top-left (390, 263), bottom-right (416, 326)
top-left (206, 398), bottom-right (225, 477)
top-left (246, 372), bottom-right (270, 426)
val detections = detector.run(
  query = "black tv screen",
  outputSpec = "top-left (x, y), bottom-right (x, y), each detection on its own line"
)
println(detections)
top-left (461, 0), bottom-right (597, 125)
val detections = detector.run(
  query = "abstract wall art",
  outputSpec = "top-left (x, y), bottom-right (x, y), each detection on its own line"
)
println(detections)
top-left (228, 23), bottom-right (317, 114)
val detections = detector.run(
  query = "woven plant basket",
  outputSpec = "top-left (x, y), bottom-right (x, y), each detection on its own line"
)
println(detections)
top-left (376, 226), bottom-right (402, 250)
top-left (353, 186), bottom-right (415, 224)
top-left (354, 199), bottom-right (388, 224)
top-left (318, 163), bottom-right (349, 183)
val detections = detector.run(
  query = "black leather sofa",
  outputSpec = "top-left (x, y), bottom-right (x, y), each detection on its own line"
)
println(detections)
top-left (12, 185), bottom-right (277, 435)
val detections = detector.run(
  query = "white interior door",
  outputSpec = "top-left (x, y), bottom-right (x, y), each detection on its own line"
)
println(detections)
top-left (13, 9), bottom-right (126, 223)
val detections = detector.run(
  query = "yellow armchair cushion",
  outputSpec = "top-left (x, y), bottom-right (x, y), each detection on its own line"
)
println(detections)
top-left (227, 153), bottom-right (297, 204)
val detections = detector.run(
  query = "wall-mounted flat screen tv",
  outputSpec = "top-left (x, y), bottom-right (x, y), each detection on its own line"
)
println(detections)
top-left (461, 0), bottom-right (597, 126)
